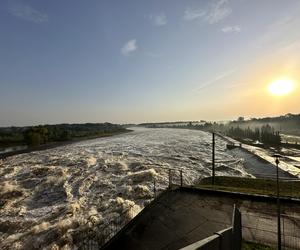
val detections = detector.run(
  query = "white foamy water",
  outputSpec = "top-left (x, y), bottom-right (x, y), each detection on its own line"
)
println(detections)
top-left (0, 127), bottom-right (250, 249)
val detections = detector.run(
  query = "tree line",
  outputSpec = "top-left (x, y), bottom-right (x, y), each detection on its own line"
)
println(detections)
top-left (226, 124), bottom-right (281, 145)
top-left (183, 122), bottom-right (281, 145)
top-left (0, 123), bottom-right (127, 147)
top-left (142, 121), bottom-right (282, 146)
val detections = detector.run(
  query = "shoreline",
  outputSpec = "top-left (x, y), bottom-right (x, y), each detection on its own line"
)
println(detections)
top-left (214, 131), bottom-right (300, 178)
top-left (139, 128), bottom-right (300, 179)
top-left (0, 129), bottom-right (132, 160)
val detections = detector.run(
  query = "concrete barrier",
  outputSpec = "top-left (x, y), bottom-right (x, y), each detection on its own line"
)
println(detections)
top-left (179, 206), bottom-right (241, 250)
top-left (179, 234), bottom-right (221, 250)
top-left (179, 228), bottom-right (233, 250)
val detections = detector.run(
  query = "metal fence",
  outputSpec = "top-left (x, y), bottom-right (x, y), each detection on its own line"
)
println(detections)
top-left (239, 206), bottom-right (300, 249)
top-left (76, 203), bottom-right (137, 249)
top-left (195, 175), bottom-right (300, 249)
top-left (77, 167), bottom-right (193, 250)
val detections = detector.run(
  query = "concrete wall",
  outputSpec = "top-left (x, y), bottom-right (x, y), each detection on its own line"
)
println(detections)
top-left (179, 228), bottom-right (233, 250)
top-left (101, 188), bottom-right (300, 250)
top-left (179, 206), bottom-right (241, 250)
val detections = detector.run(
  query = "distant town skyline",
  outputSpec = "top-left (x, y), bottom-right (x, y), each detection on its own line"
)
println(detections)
top-left (1, 0), bottom-right (300, 126)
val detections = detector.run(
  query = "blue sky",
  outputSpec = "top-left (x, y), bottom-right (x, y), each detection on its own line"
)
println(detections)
top-left (1, 0), bottom-right (300, 126)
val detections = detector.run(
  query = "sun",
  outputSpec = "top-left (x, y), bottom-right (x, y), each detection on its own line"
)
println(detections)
top-left (268, 78), bottom-right (295, 96)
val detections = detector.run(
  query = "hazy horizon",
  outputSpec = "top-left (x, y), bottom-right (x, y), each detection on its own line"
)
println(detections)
top-left (1, 112), bottom-right (299, 128)
top-left (1, 0), bottom-right (300, 126)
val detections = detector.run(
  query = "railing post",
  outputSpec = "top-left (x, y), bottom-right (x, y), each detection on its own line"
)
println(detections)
top-left (153, 178), bottom-right (156, 198)
top-left (169, 169), bottom-right (172, 189)
top-left (180, 170), bottom-right (183, 187)
top-left (232, 204), bottom-right (242, 250)
top-left (275, 157), bottom-right (281, 250)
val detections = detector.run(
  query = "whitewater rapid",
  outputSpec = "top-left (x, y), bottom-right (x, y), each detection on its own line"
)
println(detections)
top-left (0, 127), bottom-right (250, 249)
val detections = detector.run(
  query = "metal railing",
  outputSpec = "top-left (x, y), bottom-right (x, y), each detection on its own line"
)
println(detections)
top-left (76, 203), bottom-right (137, 249)
top-left (77, 167), bottom-right (195, 250)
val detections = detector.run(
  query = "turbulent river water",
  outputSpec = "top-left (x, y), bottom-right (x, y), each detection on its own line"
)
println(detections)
top-left (0, 127), bottom-right (251, 249)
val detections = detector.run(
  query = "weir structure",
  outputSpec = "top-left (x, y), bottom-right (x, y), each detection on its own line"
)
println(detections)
top-left (78, 133), bottom-right (300, 249)
top-left (78, 173), bottom-right (300, 250)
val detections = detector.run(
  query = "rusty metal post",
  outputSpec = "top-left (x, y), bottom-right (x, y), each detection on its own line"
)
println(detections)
top-left (169, 169), bottom-right (172, 188)
top-left (153, 178), bottom-right (156, 198)
top-left (180, 170), bottom-right (183, 187)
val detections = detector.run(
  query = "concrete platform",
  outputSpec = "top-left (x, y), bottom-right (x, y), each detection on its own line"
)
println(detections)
top-left (102, 187), bottom-right (300, 250)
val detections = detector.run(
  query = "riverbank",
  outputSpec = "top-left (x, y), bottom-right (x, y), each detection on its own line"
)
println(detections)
top-left (198, 176), bottom-right (300, 199)
top-left (0, 129), bottom-right (132, 159)
top-left (135, 126), bottom-right (300, 178)
top-left (224, 135), bottom-right (300, 150)
top-left (211, 131), bottom-right (300, 178)
top-left (227, 147), bottom-right (294, 179)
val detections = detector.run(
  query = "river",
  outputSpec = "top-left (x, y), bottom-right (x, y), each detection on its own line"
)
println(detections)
top-left (0, 127), bottom-right (274, 249)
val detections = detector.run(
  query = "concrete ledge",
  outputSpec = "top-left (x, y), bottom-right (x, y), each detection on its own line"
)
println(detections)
top-left (180, 186), bottom-right (300, 204)
top-left (179, 227), bottom-right (234, 250)
top-left (179, 234), bottom-right (220, 250)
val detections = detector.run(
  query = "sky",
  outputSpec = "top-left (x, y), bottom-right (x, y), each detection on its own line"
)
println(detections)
top-left (1, 0), bottom-right (300, 126)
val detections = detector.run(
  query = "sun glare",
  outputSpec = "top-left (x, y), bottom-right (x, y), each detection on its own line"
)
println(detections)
top-left (268, 78), bottom-right (294, 96)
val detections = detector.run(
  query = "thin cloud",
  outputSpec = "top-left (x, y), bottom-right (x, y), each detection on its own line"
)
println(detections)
top-left (183, 8), bottom-right (206, 21)
top-left (222, 25), bottom-right (241, 33)
top-left (149, 13), bottom-right (167, 26)
top-left (206, 0), bottom-right (232, 24)
top-left (254, 15), bottom-right (298, 49)
top-left (184, 0), bottom-right (231, 24)
top-left (121, 39), bottom-right (138, 56)
top-left (197, 69), bottom-right (237, 91)
top-left (8, 3), bottom-right (48, 23)
top-left (280, 40), bottom-right (300, 52)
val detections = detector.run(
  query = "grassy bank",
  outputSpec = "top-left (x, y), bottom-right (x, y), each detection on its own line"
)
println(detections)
top-left (197, 176), bottom-right (300, 199)
top-left (242, 241), bottom-right (274, 250)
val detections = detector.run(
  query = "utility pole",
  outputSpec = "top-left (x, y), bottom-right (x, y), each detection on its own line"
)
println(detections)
top-left (274, 154), bottom-right (281, 250)
top-left (212, 132), bottom-right (215, 185)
